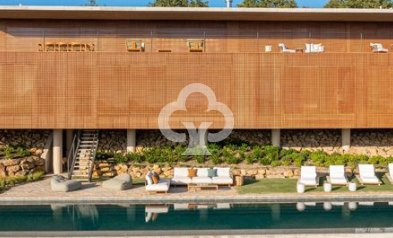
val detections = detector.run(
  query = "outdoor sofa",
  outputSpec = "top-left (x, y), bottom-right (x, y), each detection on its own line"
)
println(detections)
top-left (171, 167), bottom-right (233, 186)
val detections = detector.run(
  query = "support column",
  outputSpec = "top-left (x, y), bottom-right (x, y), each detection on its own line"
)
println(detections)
top-left (53, 129), bottom-right (63, 175)
top-left (199, 128), bottom-right (208, 148)
top-left (342, 129), bottom-right (351, 152)
top-left (271, 129), bottom-right (281, 147)
top-left (127, 130), bottom-right (136, 153)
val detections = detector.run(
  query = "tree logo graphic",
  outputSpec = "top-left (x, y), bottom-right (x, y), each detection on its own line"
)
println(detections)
top-left (158, 83), bottom-right (234, 155)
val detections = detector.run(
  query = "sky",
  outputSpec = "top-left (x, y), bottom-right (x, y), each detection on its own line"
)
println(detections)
top-left (0, 0), bottom-right (328, 8)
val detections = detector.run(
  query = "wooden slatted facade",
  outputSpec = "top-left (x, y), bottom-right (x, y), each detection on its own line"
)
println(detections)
top-left (1, 11), bottom-right (393, 129)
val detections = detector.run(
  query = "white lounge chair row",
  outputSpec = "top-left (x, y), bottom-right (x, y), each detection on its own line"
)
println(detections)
top-left (299, 164), bottom-right (386, 187)
top-left (278, 42), bottom-right (390, 53)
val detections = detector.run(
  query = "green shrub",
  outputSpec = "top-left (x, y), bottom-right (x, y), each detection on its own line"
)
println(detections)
top-left (0, 179), bottom-right (5, 190)
top-left (310, 150), bottom-right (328, 166)
top-left (259, 146), bottom-right (279, 165)
top-left (210, 154), bottom-right (222, 165)
top-left (271, 160), bottom-right (282, 167)
top-left (293, 153), bottom-right (306, 167)
top-left (15, 147), bottom-right (31, 157)
top-left (113, 153), bottom-right (128, 164)
top-left (31, 170), bottom-right (45, 181)
top-left (4, 146), bottom-right (14, 160)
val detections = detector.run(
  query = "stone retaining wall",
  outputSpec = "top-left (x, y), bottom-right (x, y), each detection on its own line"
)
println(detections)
top-left (93, 162), bottom-right (360, 180)
top-left (0, 157), bottom-right (45, 178)
top-left (0, 130), bottom-right (51, 157)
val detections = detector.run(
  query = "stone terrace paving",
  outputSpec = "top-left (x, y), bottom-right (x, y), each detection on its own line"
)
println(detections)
top-left (2, 176), bottom-right (393, 204)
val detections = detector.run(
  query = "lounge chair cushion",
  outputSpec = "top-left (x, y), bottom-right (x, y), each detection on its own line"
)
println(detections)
top-left (146, 178), bottom-right (170, 192)
top-left (51, 175), bottom-right (82, 192)
top-left (212, 176), bottom-right (233, 185)
top-left (389, 163), bottom-right (393, 178)
top-left (359, 164), bottom-right (376, 177)
top-left (299, 177), bottom-right (318, 186)
top-left (171, 176), bottom-right (192, 185)
top-left (329, 177), bottom-right (348, 185)
top-left (197, 168), bottom-right (209, 177)
top-left (329, 165), bottom-right (347, 184)
top-left (173, 168), bottom-right (189, 177)
top-left (360, 176), bottom-right (380, 184)
top-left (214, 167), bottom-right (231, 177)
top-left (102, 174), bottom-right (132, 191)
top-left (330, 165), bottom-right (345, 178)
top-left (192, 176), bottom-right (213, 184)
top-left (301, 166), bottom-right (317, 179)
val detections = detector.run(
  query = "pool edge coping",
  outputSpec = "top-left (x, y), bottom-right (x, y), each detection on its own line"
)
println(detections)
top-left (2, 193), bottom-right (393, 204)
top-left (1, 227), bottom-right (393, 237)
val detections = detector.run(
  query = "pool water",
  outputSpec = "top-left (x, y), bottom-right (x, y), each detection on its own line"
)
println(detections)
top-left (0, 202), bottom-right (392, 231)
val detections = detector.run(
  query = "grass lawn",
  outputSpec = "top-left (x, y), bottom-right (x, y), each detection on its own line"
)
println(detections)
top-left (237, 176), bottom-right (393, 194)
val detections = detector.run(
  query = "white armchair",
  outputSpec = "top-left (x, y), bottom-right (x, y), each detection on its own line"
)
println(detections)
top-left (370, 43), bottom-right (388, 53)
top-left (305, 43), bottom-right (325, 53)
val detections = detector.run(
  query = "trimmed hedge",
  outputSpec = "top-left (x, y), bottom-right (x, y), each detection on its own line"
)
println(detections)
top-left (96, 143), bottom-right (393, 168)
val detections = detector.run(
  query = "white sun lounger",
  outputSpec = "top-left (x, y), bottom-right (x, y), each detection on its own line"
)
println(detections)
top-left (278, 43), bottom-right (296, 53)
top-left (327, 165), bottom-right (348, 186)
top-left (357, 164), bottom-right (382, 185)
top-left (145, 205), bottom-right (169, 222)
top-left (298, 166), bottom-right (319, 187)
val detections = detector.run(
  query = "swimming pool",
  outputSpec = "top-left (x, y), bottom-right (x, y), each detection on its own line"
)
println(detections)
top-left (0, 202), bottom-right (392, 233)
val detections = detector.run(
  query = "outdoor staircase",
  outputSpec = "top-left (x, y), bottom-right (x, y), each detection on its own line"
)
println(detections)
top-left (67, 130), bottom-right (99, 182)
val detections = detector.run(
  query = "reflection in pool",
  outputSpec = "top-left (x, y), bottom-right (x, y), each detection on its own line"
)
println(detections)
top-left (0, 202), bottom-right (392, 231)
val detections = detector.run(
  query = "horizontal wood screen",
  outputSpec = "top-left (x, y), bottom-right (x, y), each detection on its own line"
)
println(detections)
top-left (0, 52), bottom-right (392, 129)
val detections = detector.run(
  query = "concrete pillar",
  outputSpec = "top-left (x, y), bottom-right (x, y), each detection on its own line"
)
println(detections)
top-left (66, 129), bottom-right (74, 155)
top-left (199, 128), bottom-right (208, 147)
top-left (272, 129), bottom-right (281, 147)
top-left (53, 129), bottom-right (63, 175)
top-left (342, 129), bottom-right (351, 152)
top-left (127, 130), bottom-right (136, 153)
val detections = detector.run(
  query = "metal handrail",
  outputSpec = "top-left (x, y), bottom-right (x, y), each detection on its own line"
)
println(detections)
top-left (67, 130), bottom-right (81, 179)
top-left (87, 130), bottom-right (99, 182)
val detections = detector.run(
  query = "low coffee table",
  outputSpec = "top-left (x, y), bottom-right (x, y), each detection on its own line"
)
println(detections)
top-left (188, 183), bottom-right (218, 192)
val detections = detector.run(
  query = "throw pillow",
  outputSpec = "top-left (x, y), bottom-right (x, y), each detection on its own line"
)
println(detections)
top-left (152, 174), bottom-right (160, 184)
top-left (207, 168), bottom-right (217, 177)
top-left (188, 168), bottom-right (197, 177)
top-left (145, 172), bottom-right (153, 185)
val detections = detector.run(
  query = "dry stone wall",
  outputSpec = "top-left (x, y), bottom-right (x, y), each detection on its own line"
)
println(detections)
top-left (0, 130), bottom-right (50, 157)
top-left (0, 156), bottom-right (45, 178)
top-left (93, 161), bottom-right (360, 180)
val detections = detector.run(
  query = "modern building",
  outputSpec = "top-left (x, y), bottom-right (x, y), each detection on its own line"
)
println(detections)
top-left (1, 6), bottom-right (393, 175)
